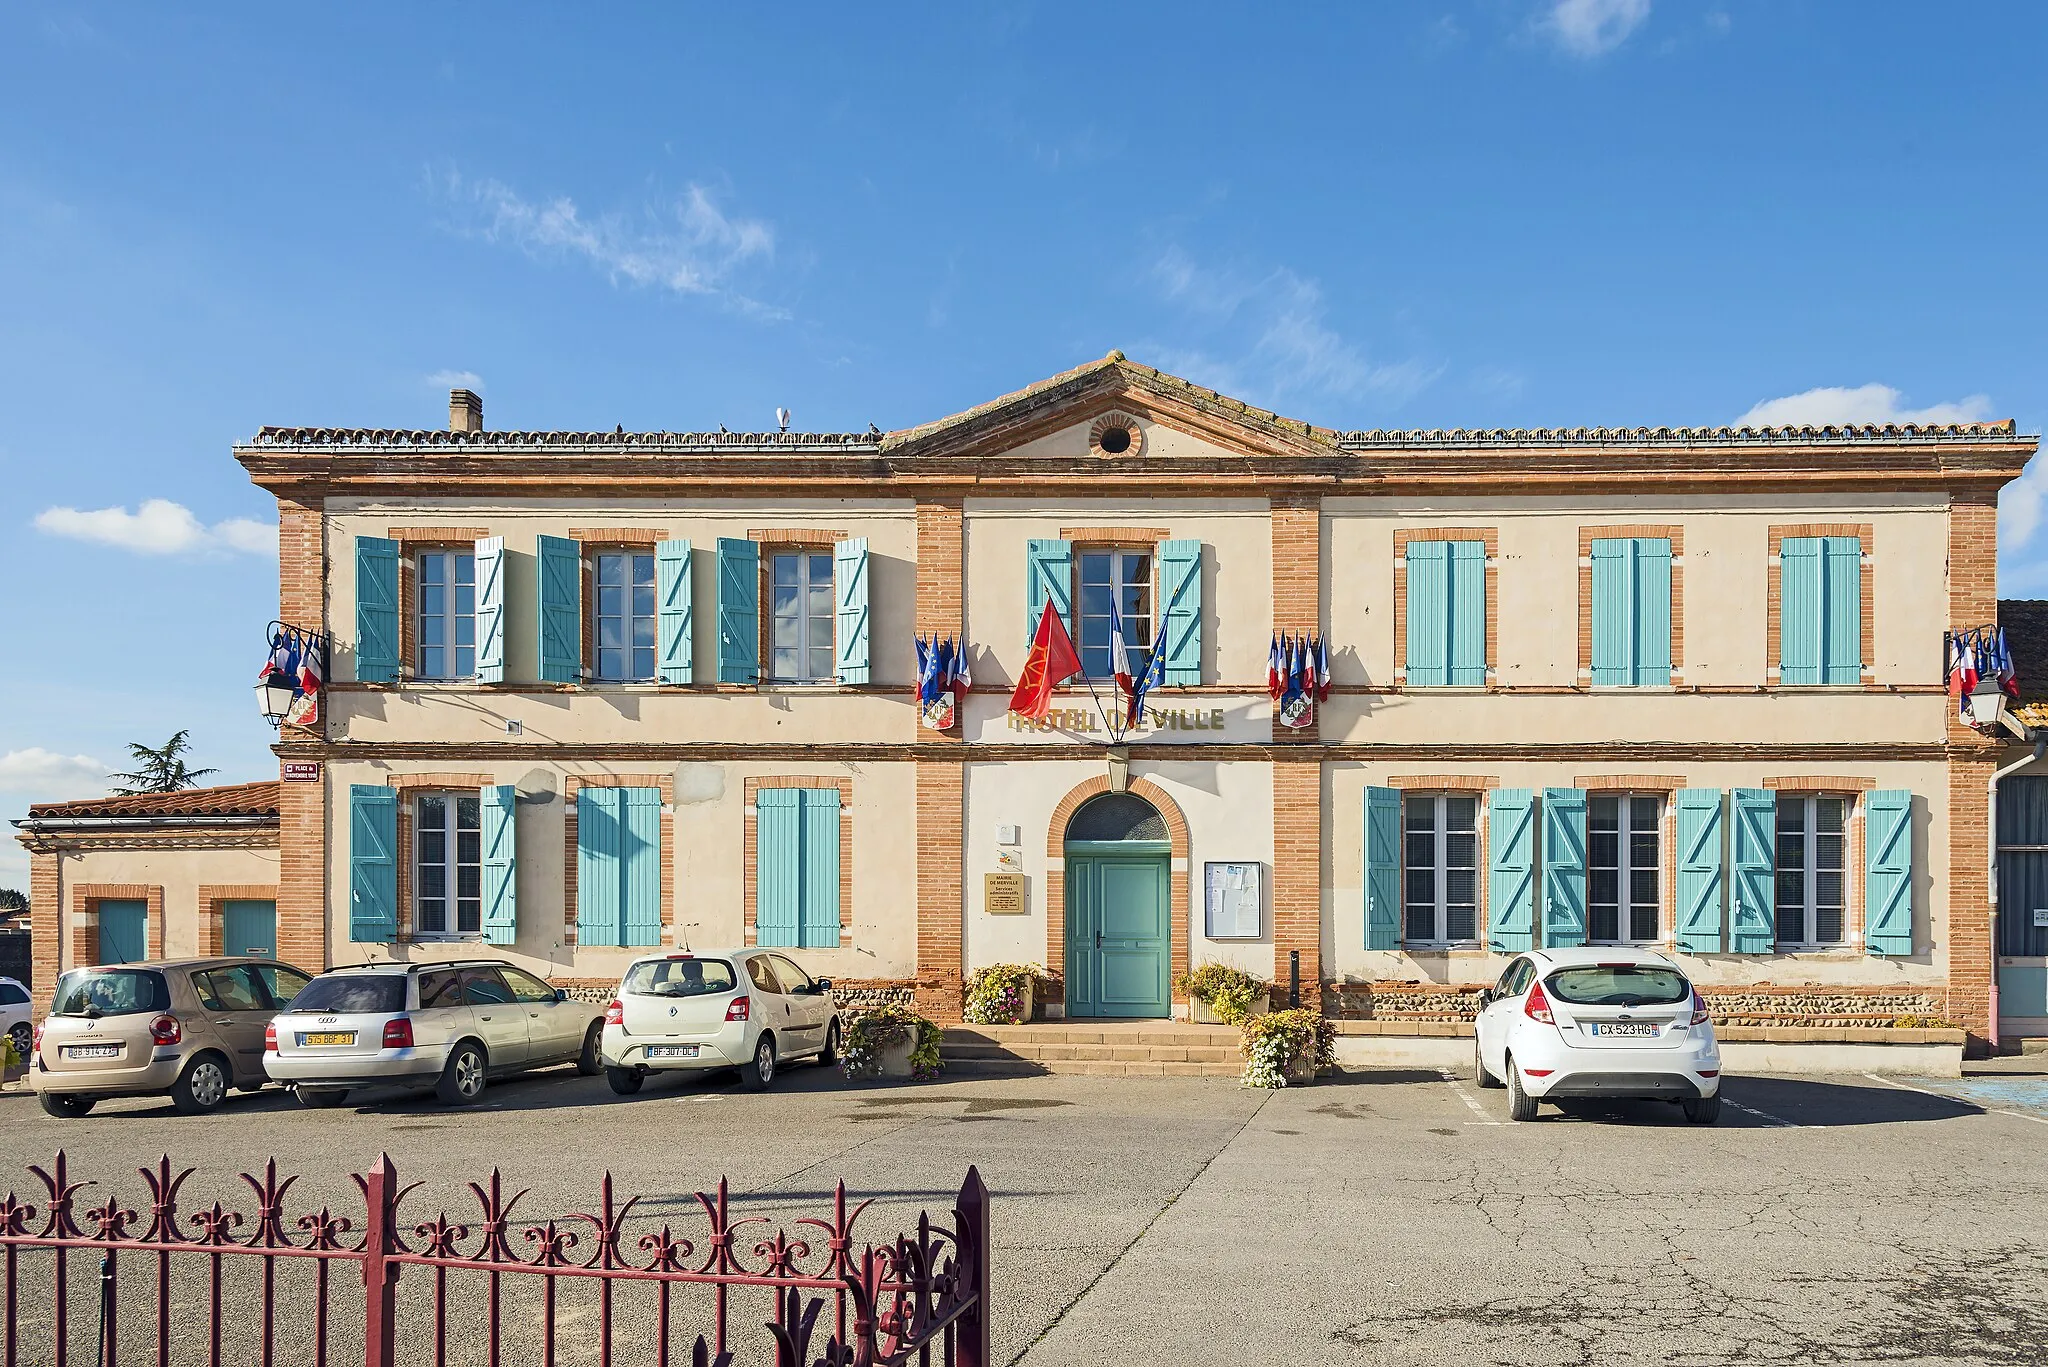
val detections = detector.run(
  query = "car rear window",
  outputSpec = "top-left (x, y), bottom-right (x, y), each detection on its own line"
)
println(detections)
top-left (50, 968), bottom-right (170, 1017)
top-left (1545, 965), bottom-right (1690, 1006)
top-left (288, 975), bottom-right (406, 1014)
top-left (623, 958), bottom-right (738, 999)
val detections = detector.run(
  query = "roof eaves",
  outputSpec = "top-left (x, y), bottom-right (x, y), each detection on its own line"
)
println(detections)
top-left (1339, 421), bottom-right (2029, 448)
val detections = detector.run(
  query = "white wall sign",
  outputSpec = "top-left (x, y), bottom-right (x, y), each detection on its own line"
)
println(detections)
top-left (2033, 908), bottom-right (2048, 929)
top-left (1204, 862), bottom-right (1263, 940)
top-left (997, 848), bottom-right (1024, 873)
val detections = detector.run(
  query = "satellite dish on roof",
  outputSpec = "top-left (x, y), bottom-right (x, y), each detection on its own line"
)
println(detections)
top-left (776, 407), bottom-right (791, 433)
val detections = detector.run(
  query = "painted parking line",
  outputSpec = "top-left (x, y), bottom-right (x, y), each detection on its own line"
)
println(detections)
top-left (1437, 1067), bottom-right (1504, 1125)
top-left (1719, 1098), bottom-right (1799, 1128)
top-left (1864, 1072), bottom-right (2048, 1126)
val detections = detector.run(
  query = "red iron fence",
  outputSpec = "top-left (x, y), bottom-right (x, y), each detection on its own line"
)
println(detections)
top-left (0, 1150), bottom-right (990, 1367)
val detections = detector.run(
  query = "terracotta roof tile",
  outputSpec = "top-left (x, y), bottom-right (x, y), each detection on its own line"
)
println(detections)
top-left (27, 781), bottom-right (280, 821)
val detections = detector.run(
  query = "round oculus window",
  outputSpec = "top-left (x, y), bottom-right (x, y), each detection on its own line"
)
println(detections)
top-left (1089, 413), bottom-right (1143, 458)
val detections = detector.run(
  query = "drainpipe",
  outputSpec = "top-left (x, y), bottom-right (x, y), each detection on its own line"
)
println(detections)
top-left (1987, 734), bottom-right (2047, 1052)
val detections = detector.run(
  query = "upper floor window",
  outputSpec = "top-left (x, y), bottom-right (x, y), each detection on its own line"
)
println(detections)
top-left (769, 551), bottom-right (835, 683)
top-left (596, 551), bottom-right (656, 682)
top-left (1588, 537), bottom-right (1673, 687)
top-left (1777, 535), bottom-right (1864, 686)
top-left (1403, 538), bottom-right (1487, 687)
top-left (1403, 793), bottom-right (1479, 945)
top-left (1077, 548), bottom-right (1153, 680)
top-left (415, 791), bottom-right (482, 939)
top-left (1589, 794), bottom-right (1661, 943)
top-left (416, 550), bottom-right (476, 681)
top-left (1775, 794), bottom-right (1846, 947)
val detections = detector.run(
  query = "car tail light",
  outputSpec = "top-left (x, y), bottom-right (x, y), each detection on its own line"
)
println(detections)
top-left (1523, 981), bottom-right (1554, 1025)
top-left (1524, 1067), bottom-right (1555, 1077)
top-left (725, 995), bottom-right (750, 1022)
top-left (148, 1015), bottom-right (182, 1046)
top-left (604, 1000), bottom-right (625, 1027)
top-left (1698, 1069), bottom-right (1719, 1078)
top-left (1691, 991), bottom-right (1710, 1027)
top-left (264, 1022), bottom-right (278, 1052)
top-left (382, 1018), bottom-right (414, 1049)
top-left (33, 1022), bottom-right (45, 1053)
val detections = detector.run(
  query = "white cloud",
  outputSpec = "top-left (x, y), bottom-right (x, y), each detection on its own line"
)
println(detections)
top-left (426, 369), bottom-right (483, 392)
top-left (439, 170), bottom-right (777, 309)
top-left (1733, 384), bottom-right (1996, 429)
top-left (1546, 0), bottom-right (1652, 57)
top-left (2001, 456), bottom-right (2048, 561)
top-left (34, 499), bottom-right (277, 557)
top-left (0, 748), bottom-right (108, 799)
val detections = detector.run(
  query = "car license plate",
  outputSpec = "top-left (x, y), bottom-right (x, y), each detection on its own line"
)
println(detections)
top-left (1590, 1022), bottom-right (1660, 1038)
top-left (63, 1044), bottom-right (121, 1060)
top-left (646, 1045), bottom-right (699, 1059)
top-left (301, 1032), bottom-right (356, 1047)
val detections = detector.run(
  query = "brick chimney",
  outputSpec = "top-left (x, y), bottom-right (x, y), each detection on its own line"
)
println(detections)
top-left (449, 388), bottom-right (483, 434)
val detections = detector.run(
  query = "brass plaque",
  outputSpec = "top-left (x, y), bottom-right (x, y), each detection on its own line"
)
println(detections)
top-left (984, 873), bottom-right (1027, 915)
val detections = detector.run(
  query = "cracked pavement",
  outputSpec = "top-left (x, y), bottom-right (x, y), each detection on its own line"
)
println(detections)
top-left (1, 1063), bottom-right (2042, 1364)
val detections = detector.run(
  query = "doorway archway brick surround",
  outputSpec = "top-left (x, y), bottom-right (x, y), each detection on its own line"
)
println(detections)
top-left (1047, 776), bottom-right (1191, 1008)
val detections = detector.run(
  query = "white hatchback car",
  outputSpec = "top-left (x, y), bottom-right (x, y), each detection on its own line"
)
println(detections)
top-left (2, 976), bottom-right (31, 1062)
top-left (1473, 947), bottom-right (1722, 1124)
top-left (599, 949), bottom-right (841, 1094)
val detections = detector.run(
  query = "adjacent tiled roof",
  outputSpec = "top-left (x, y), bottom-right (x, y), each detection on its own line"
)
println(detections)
top-left (1339, 422), bottom-right (2022, 447)
top-left (26, 781), bottom-right (281, 821)
top-left (2000, 603), bottom-right (2048, 735)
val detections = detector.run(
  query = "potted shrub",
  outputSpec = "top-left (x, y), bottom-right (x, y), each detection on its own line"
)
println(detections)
top-left (840, 1005), bottom-right (944, 1082)
top-left (1176, 963), bottom-right (1269, 1026)
top-left (1, 1036), bottom-right (21, 1086)
top-left (963, 963), bottom-right (1048, 1025)
top-left (1240, 1008), bottom-right (1333, 1088)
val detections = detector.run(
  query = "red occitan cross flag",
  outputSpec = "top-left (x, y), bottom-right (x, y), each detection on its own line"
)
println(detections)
top-left (1008, 602), bottom-right (1083, 720)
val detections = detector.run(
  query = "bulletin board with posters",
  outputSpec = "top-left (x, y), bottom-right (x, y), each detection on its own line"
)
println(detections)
top-left (1203, 862), bottom-right (1263, 940)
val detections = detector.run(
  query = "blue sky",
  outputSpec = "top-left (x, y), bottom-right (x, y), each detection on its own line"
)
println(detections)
top-left (2, 1), bottom-right (2044, 887)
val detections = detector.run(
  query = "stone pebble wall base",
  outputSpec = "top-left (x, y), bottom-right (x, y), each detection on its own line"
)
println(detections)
top-left (556, 978), bottom-right (915, 1011)
top-left (1324, 980), bottom-right (1950, 1029)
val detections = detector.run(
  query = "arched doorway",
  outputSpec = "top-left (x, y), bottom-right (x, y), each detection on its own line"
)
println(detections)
top-left (1063, 792), bottom-right (1172, 1019)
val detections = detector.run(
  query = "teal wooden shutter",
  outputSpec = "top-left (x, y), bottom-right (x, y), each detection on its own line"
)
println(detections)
top-left (537, 535), bottom-right (582, 684)
top-left (575, 786), bottom-right (623, 947)
top-left (834, 537), bottom-right (871, 685)
top-left (1448, 540), bottom-right (1487, 686)
top-left (621, 787), bottom-right (663, 948)
top-left (1158, 539), bottom-right (1203, 686)
top-left (1821, 536), bottom-right (1863, 685)
top-left (1405, 541), bottom-right (1449, 686)
top-left (479, 784), bottom-right (517, 945)
top-left (1591, 537), bottom-right (1673, 687)
top-left (1634, 538), bottom-right (1673, 686)
top-left (717, 537), bottom-right (760, 683)
top-left (1488, 789), bottom-right (1536, 950)
top-left (474, 536), bottom-right (505, 684)
top-left (1730, 787), bottom-right (1777, 952)
top-left (1864, 789), bottom-right (1913, 955)
top-left (800, 787), bottom-right (843, 948)
top-left (756, 789), bottom-right (801, 948)
top-left (656, 538), bottom-right (693, 684)
top-left (354, 537), bottom-right (400, 683)
top-left (1026, 539), bottom-right (1074, 645)
top-left (1778, 537), bottom-right (1823, 685)
top-left (1674, 789), bottom-right (1725, 953)
top-left (1542, 788), bottom-right (1588, 948)
top-left (1364, 787), bottom-right (1401, 950)
top-left (348, 784), bottom-right (397, 942)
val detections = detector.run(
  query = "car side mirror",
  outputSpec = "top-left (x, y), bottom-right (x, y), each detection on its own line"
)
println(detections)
top-left (555, 988), bottom-right (569, 1003)
top-left (813, 978), bottom-right (833, 994)
top-left (1477, 988), bottom-right (1494, 1007)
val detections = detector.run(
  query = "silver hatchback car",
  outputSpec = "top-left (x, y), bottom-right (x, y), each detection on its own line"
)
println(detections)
top-left (265, 961), bottom-right (604, 1107)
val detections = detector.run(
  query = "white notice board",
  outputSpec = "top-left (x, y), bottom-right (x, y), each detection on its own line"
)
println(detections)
top-left (1204, 862), bottom-right (1263, 940)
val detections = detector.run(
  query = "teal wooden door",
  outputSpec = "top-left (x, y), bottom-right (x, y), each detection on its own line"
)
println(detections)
top-left (221, 900), bottom-right (277, 958)
top-left (97, 900), bottom-right (148, 964)
top-left (1063, 846), bottom-right (1170, 1019)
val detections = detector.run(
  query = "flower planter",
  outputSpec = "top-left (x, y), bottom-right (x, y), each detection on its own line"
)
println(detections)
top-left (1191, 996), bottom-right (1268, 1026)
top-left (1284, 1054), bottom-right (1319, 1085)
top-left (873, 1037), bottom-right (916, 1080)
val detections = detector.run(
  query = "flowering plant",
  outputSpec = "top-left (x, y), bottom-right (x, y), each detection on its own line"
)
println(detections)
top-left (1174, 962), bottom-right (1268, 1025)
top-left (840, 1005), bottom-right (944, 1082)
top-left (963, 963), bottom-right (1049, 1025)
top-left (1240, 1008), bottom-right (1333, 1089)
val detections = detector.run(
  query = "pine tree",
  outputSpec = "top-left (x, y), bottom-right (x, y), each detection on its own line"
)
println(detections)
top-left (109, 731), bottom-right (219, 795)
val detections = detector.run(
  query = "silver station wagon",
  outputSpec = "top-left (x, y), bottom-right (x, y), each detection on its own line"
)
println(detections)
top-left (265, 961), bottom-right (604, 1107)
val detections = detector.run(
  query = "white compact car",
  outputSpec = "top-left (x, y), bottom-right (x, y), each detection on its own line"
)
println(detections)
top-left (600, 949), bottom-right (840, 1094)
top-left (1, 976), bottom-right (31, 1062)
top-left (1473, 947), bottom-right (1722, 1124)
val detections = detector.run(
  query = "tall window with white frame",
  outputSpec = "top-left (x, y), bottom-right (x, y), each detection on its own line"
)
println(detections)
top-left (1775, 795), bottom-right (1846, 947)
top-left (1403, 793), bottom-right (1479, 944)
top-left (414, 792), bottom-right (482, 939)
top-left (1076, 548), bottom-right (1152, 680)
top-left (596, 551), bottom-right (656, 682)
top-left (415, 550), bottom-right (476, 680)
top-left (769, 551), bottom-right (835, 683)
top-left (1589, 794), bottom-right (1661, 943)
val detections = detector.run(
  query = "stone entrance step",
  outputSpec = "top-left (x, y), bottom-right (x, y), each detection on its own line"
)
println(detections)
top-left (939, 1022), bottom-right (1245, 1078)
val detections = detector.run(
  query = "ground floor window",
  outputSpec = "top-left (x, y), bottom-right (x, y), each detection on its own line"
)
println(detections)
top-left (415, 792), bottom-right (482, 938)
top-left (1404, 793), bottom-right (1478, 944)
top-left (1590, 794), bottom-right (1661, 943)
top-left (1775, 794), bottom-right (1846, 947)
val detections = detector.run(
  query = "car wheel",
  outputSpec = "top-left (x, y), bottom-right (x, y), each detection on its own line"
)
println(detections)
top-left (576, 1022), bottom-right (604, 1077)
top-left (171, 1054), bottom-right (231, 1116)
top-left (819, 1020), bottom-right (842, 1067)
top-left (437, 1042), bottom-right (487, 1106)
top-left (741, 1035), bottom-right (776, 1091)
top-left (38, 1093), bottom-right (94, 1119)
top-left (296, 1087), bottom-right (350, 1109)
top-left (1473, 1034), bottom-right (1501, 1089)
top-left (606, 1066), bottom-right (644, 1095)
top-left (1505, 1056), bottom-right (1539, 1122)
top-left (7, 1022), bottom-right (29, 1060)
top-left (1682, 1094), bottom-right (1722, 1125)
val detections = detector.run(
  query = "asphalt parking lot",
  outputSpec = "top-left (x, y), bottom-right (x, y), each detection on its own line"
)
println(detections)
top-left (3, 1061), bottom-right (2045, 1365)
